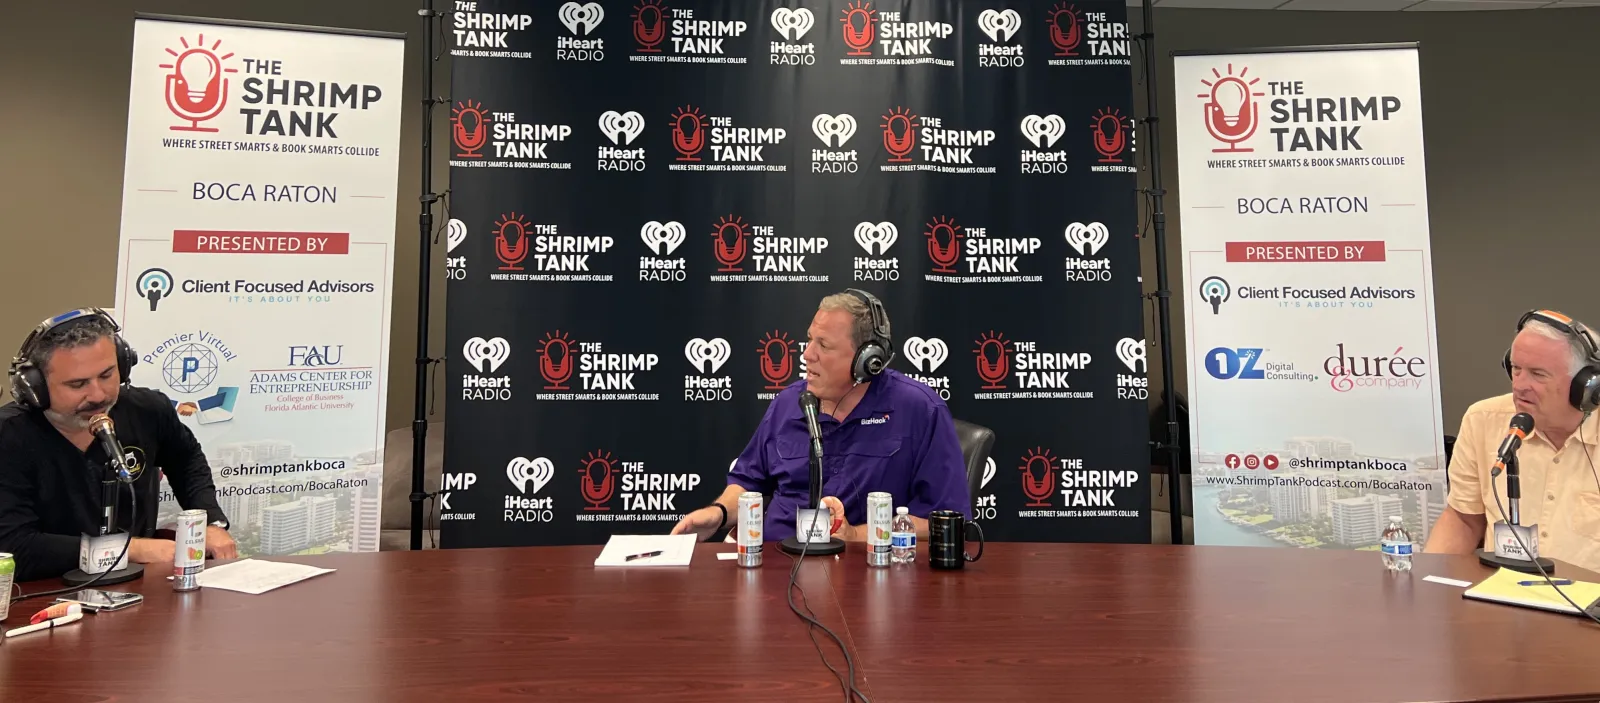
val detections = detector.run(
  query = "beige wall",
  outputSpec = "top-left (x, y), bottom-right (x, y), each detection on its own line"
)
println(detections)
top-left (3, 3), bottom-right (1598, 438)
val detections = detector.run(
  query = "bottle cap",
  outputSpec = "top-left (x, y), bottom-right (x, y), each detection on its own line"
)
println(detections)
top-left (896, 506), bottom-right (908, 515)
top-left (1389, 515), bottom-right (1402, 522)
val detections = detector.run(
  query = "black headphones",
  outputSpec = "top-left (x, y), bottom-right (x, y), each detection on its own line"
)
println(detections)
top-left (7, 308), bottom-right (137, 412)
top-left (1502, 309), bottom-right (1600, 414)
top-left (844, 289), bottom-right (894, 384)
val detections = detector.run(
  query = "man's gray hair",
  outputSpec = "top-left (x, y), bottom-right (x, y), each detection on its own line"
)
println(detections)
top-left (818, 292), bottom-right (889, 350)
top-left (29, 315), bottom-right (119, 374)
top-left (1521, 319), bottom-right (1591, 378)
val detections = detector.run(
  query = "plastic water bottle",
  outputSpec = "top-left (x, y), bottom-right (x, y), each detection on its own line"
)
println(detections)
top-left (1381, 516), bottom-right (1413, 572)
top-left (891, 507), bottom-right (915, 564)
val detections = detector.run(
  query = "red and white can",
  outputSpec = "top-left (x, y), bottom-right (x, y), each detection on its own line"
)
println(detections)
top-left (173, 509), bottom-right (208, 591)
top-left (737, 492), bottom-right (763, 568)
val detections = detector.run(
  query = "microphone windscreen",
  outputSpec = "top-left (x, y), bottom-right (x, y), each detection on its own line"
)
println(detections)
top-left (799, 390), bottom-right (819, 411)
top-left (1510, 412), bottom-right (1535, 434)
top-left (89, 414), bottom-right (114, 434)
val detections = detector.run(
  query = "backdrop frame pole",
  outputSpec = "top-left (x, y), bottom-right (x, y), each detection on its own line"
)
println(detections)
top-left (409, 0), bottom-right (442, 551)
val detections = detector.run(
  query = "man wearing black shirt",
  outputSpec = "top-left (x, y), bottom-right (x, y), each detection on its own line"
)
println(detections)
top-left (0, 309), bottom-right (236, 581)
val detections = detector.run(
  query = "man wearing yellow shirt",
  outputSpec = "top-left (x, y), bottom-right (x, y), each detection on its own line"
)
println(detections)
top-left (1424, 310), bottom-right (1600, 572)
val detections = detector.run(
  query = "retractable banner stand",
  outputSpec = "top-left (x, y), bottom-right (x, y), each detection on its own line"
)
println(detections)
top-left (1173, 45), bottom-right (1447, 550)
top-left (441, 0), bottom-right (1149, 547)
top-left (113, 16), bottom-right (405, 556)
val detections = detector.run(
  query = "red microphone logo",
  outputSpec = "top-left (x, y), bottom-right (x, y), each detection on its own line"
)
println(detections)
top-left (712, 214), bottom-right (750, 272)
top-left (840, 1), bottom-right (878, 57)
top-left (580, 450), bottom-right (617, 511)
top-left (494, 212), bottom-right (531, 271)
top-left (881, 107), bottom-right (918, 163)
top-left (1199, 65), bottom-right (1264, 153)
top-left (633, 0), bottom-right (668, 53)
top-left (974, 330), bottom-right (1012, 390)
top-left (1020, 448), bottom-right (1058, 508)
top-left (452, 100), bottom-right (492, 159)
top-left (1092, 107), bottom-right (1128, 163)
top-left (538, 330), bottom-right (575, 390)
top-left (670, 105), bottom-right (707, 162)
top-left (161, 35), bottom-right (236, 132)
top-left (924, 216), bottom-right (963, 274)
top-left (758, 331), bottom-right (795, 390)
top-left (1047, 3), bottom-right (1083, 57)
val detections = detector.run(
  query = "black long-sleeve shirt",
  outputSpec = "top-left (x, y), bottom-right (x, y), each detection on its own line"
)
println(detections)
top-left (0, 386), bottom-right (228, 581)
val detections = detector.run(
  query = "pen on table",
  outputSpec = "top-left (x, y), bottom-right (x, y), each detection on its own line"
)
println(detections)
top-left (6, 605), bottom-right (83, 638)
top-left (1518, 579), bottom-right (1574, 587)
top-left (624, 550), bottom-right (664, 562)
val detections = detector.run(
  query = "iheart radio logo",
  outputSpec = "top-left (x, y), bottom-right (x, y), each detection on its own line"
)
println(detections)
top-left (463, 337), bottom-right (511, 373)
top-left (1064, 222), bottom-right (1109, 256)
top-left (1115, 338), bottom-right (1146, 373)
top-left (771, 7), bottom-right (816, 41)
top-left (812, 114), bottom-right (858, 148)
top-left (599, 111), bottom-right (646, 145)
top-left (507, 457), bottom-right (554, 494)
top-left (902, 337), bottom-right (949, 373)
top-left (853, 222), bottom-right (897, 255)
top-left (684, 338), bottom-right (732, 374)
top-left (977, 9), bottom-right (1022, 43)
top-left (982, 457), bottom-right (996, 489)
top-left (1020, 114), bottom-right (1066, 149)
top-left (640, 221), bottom-right (686, 256)
top-left (559, 2), bottom-right (606, 35)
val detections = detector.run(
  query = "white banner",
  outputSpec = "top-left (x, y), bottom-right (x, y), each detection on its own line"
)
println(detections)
top-left (1174, 46), bottom-right (1446, 550)
top-left (113, 16), bottom-right (404, 556)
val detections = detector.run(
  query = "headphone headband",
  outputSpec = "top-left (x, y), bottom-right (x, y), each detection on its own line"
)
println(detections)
top-left (8, 308), bottom-right (134, 411)
top-left (13, 308), bottom-right (121, 369)
top-left (844, 289), bottom-right (892, 350)
top-left (1517, 309), bottom-right (1600, 365)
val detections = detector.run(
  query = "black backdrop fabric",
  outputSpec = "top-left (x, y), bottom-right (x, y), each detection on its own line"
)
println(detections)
top-left (440, 0), bottom-right (1151, 546)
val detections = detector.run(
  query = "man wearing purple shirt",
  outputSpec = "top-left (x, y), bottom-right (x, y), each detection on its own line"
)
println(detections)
top-left (672, 290), bottom-right (969, 542)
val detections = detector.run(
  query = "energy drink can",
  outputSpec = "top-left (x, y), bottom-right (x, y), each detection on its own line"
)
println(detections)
top-left (0, 552), bottom-right (13, 621)
top-left (867, 492), bottom-right (893, 567)
top-left (173, 509), bottom-right (208, 591)
top-left (737, 492), bottom-right (763, 568)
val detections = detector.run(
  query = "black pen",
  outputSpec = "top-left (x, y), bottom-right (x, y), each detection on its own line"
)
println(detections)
top-left (625, 550), bottom-right (664, 562)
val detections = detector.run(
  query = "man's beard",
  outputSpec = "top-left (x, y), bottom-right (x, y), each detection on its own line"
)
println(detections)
top-left (45, 398), bottom-right (115, 431)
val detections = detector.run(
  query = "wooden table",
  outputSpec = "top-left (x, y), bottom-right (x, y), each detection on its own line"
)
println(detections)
top-left (2, 544), bottom-right (1597, 703)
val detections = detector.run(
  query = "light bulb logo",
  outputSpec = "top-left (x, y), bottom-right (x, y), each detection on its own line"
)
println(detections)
top-left (633, 0), bottom-right (668, 53)
top-left (160, 34), bottom-right (236, 132)
top-left (1047, 3), bottom-right (1083, 57)
top-left (881, 106), bottom-right (918, 162)
top-left (452, 100), bottom-right (493, 158)
top-left (712, 214), bottom-right (750, 272)
top-left (1019, 447), bottom-right (1058, 507)
top-left (580, 450), bottom-right (617, 510)
top-left (1198, 65), bottom-right (1264, 153)
top-left (841, 1), bottom-right (878, 56)
top-left (973, 331), bottom-right (1012, 390)
top-left (924, 215), bottom-right (963, 274)
top-left (757, 331), bottom-right (796, 390)
top-left (670, 106), bottom-right (707, 162)
top-left (538, 330), bottom-right (575, 390)
top-left (1091, 107), bottom-right (1128, 163)
top-left (494, 212), bottom-right (531, 271)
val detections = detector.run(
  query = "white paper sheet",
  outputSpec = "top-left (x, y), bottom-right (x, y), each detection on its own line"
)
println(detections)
top-left (196, 559), bottom-right (336, 595)
top-left (594, 534), bottom-right (697, 566)
top-left (1423, 574), bottom-right (1473, 588)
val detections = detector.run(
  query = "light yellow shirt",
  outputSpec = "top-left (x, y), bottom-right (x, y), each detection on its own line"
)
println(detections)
top-left (1447, 393), bottom-right (1600, 572)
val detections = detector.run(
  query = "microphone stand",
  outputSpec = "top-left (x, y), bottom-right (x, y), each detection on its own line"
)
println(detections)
top-left (1477, 450), bottom-right (1556, 574)
top-left (780, 440), bottom-right (845, 556)
top-left (62, 458), bottom-right (144, 587)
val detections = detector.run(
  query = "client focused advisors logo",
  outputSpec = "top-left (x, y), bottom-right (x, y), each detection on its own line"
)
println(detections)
top-left (1090, 107), bottom-right (1136, 173)
top-left (1204, 346), bottom-right (1317, 383)
top-left (462, 336), bottom-right (512, 401)
top-left (902, 336), bottom-right (951, 400)
top-left (489, 212), bottom-right (615, 282)
top-left (852, 221), bottom-right (899, 281)
top-left (924, 216), bottom-right (1043, 284)
top-left (755, 330), bottom-right (807, 399)
top-left (668, 105), bottom-right (789, 172)
top-left (976, 9), bottom-right (1024, 67)
top-left (597, 110), bottom-right (647, 171)
top-left (1063, 222), bottom-right (1112, 282)
top-left (504, 457), bottom-right (555, 523)
top-left (1017, 447), bottom-right (1141, 517)
top-left (144, 330), bottom-right (239, 425)
top-left (972, 331), bottom-right (1093, 400)
top-left (811, 113), bottom-right (860, 174)
top-left (159, 34), bottom-right (238, 132)
top-left (630, 0), bottom-right (750, 64)
top-left (639, 220), bottom-right (688, 282)
top-left (136, 268), bottom-right (176, 311)
top-left (770, 7), bottom-right (817, 65)
top-left (577, 449), bottom-right (702, 518)
top-left (451, 6), bottom-right (534, 58)
top-left (684, 337), bottom-right (733, 402)
top-left (1047, 4), bottom-right (1130, 67)
top-left (1019, 114), bottom-right (1068, 174)
top-left (707, 214), bottom-right (828, 283)
top-left (450, 99), bottom-right (573, 169)
top-left (881, 107), bottom-right (996, 174)
top-left (535, 331), bottom-right (661, 401)
top-left (1219, 280), bottom-right (1420, 311)
top-left (1199, 276), bottom-right (1230, 314)
top-left (1324, 343), bottom-right (1429, 393)
top-left (556, 2), bottom-right (606, 62)
top-left (1115, 338), bottom-right (1148, 400)
top-left (839, 2), bottom-right (955, 67)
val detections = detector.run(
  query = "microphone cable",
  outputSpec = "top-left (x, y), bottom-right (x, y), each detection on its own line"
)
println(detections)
top-left (11, 480), bottom-right (137, 606)
top-left (786, 509), bottom-right (870, 703)
top-left (1489, 465), bottom-right (1600, 627)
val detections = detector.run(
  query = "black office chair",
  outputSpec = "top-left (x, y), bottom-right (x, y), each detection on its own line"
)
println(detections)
top-left (952, 418), bottom-right (996, 515)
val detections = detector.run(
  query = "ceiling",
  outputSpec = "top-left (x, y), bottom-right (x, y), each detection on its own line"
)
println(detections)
top-left (1125, 0), bottom-right (1600, 10)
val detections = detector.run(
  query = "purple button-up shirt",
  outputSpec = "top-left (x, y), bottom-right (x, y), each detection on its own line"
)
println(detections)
top-left (729, 369), bottom-right (970, 541)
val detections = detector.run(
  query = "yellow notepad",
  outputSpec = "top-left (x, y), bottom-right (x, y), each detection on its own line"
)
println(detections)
top-left (1463, 567), bottom-right (1600, 616)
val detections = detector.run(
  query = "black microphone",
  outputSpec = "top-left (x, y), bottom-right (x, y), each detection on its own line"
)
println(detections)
top-left (1491, 412), bottom-right (1534, 479)
top-left (89, 414), bottom-right (131, 482)
top-left (799, 391), bottom-right (824, 509)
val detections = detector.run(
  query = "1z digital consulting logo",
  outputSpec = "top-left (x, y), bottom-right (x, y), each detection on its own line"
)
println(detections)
top-left (972, 331), bottom-right (1092, 400)
top-left (1045, 4), bottom-right (1130, 67)
top-left (1197, 64), bottom-right (1405, 158)
top-left (902, 336), bottom-right (951, 400)
top-left (451, 99), bottom-right (572, 169)
top-left (880, 107), bottom-right (996, 174)
top-left (668, 105), bottom-right (787, 172)
top-left (578, 449), bottom-right (702, 516)
top-left (755, 330), bottom-right (806, 400)
top-left (1063, 222), bottom-right (1112, 282)
top-left (536, 331), bottom-right (661, 401)
top-left (557, 2), bottom-right (606, 61)
top-left (707, 214), bottom-right (828, 282)
top-left (770, 7), bottom-right (817, 65)
top-left (462, 336), bottom-right (512, 401)
top-left (1204, 346), bottom-right (1316, 383)
top-left (505, 457), bottom-right (555, 523)
top-left (1017, 447), bottom-right (1141, 516)
top-left (489, 212), bottom-right (614, 282)
top-left (976, 9), bottom-right (1024, 67)
top-left (597, 110), bottom-right (647, 171)
top-left (631, 0), bottom-right (749, 64)
top-left (451, 6), bottom-right (533, 58)
top-left (811, 113), bottom-right (859, 174)
top-left (923, 216), bottom-right (1042, 283)
top-left (684, 337), bottom-right (733, 401)
top-left (639, 220), bottom-right (687, 282)
top-left (1325, 343), bottom-right (1428, 392)
top-left (839, 2), bottom-right (954, 67)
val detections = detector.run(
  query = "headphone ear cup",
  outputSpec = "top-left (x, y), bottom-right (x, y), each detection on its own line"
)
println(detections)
top-left (114, 335), bottom-right (137, 383)
top-left (854, 343), bottom-right (886, 383)
top-left (1573, 367), bottom-right (1600, 413)
top-left (1502, 348), bottom-right (1514, 379)
top-left (13, 365), bottom-right (46, 411)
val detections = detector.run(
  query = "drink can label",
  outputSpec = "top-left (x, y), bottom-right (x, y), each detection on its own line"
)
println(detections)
top-left (175, 510), bottom-right (208, 577)
top-left (0, 553), bottom-right (13, 621)
top-left (867, 492), bottom-right (892, 548)
top-left (737, 492), bottom-right (763, 548)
